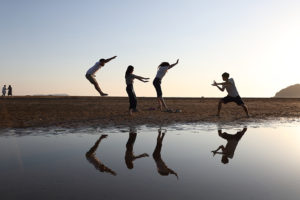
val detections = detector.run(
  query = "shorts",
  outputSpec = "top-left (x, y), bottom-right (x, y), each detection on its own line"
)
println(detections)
top-left (153, 78), bottom-right (162, 97)
top-left (222, 95), bottom-right (244, 105)
top-left (86, 74), bottom-right (97, 85)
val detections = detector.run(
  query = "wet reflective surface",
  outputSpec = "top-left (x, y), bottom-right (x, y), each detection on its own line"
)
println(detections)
top-left (1, 124), bottom-right (300, 200)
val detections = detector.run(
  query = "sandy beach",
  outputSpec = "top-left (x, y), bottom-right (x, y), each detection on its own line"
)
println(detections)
top-left (1, 96), bottom-right (300, 128)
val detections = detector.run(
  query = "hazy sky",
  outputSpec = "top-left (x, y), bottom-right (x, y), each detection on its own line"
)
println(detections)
top-left (1, 0), bottom-right (300, 97)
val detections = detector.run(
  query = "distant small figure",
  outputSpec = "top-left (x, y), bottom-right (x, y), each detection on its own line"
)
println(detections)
top-left (85, 134), bottom-right (117, 176)
top-left (153, 59), bottom-right (179, 112)
top-left (8, 85), bottom-right (12, 96)
top-left (125, 127), bottom-right (149, 169)
top-left (2, 85), bottom-right (6, 96)
top-left (85, 56), bottom-right (117, 96)
top-left (153, 129), bottom-right (178, 178)
top-left (212, 72), bottom-right (249, 117)
top-left (211, 127), bottom-right (247, 164)
top-left (125, 65), bottom-right (149, 115)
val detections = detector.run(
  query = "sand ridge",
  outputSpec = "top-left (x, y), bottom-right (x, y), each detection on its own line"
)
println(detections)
top-left (1, 96), bottom-right (300, 128)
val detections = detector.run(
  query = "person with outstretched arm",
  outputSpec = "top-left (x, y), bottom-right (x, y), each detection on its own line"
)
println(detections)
top-left (212, 72), bottom-right (249, 117)
top-left (211, 127), bottom-right (247, 164)
top-left (85, 56), bottom-right (117, 96)
top-left (153, 59), bottom-right (179, 112)
top-left (125, 127), bottom-right (149, 169)
top-left (85, 134), bottom-right (117, 176)
top-left (125, 65), bottom-right (149, 115)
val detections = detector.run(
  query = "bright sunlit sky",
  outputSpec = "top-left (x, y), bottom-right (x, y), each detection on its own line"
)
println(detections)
top-left (1, 0), bottom-right (300, 97)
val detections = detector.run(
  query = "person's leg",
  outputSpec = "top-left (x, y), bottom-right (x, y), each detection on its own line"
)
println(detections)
top-left (159, 97), bottom-right (169, 111)
top-left (92, 82), bottom-right (106, 95)
top-left (126, 86), bottom-right (134, 115)
top-left (86, 74), bottom-right (107, 96)
top-left (241, 104), bottom-right (249, 117)
top-left (217, 100), bottom-right (223, 116)
top-left (156, 98), bottom-right (162, 111)
top-left (132, 89), bottom-right (137, 111)
top-left (235, 96), bottom-right (249, 117)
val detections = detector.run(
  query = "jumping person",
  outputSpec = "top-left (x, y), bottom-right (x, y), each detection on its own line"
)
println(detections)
top-left (85, 134), bottom-right (117, 176)
top-left (153, 59), bottom-right (179, 111)
top-left (85, 56), bottom-right (117, 96)
top-left (211, 127), bottom-right (247, 164)
top-left (125, 65), bottom-right (149, 115)
top-left (212, 72), bottom-right (249, 117)
top-left (2, 85), bottom-right (6, 96)
top-left (8, 85), bottom-right (12, 96)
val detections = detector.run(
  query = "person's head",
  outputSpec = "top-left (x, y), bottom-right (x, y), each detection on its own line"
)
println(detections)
top-left (125, 65), bottom-right (134, 77)
top-left (158, 62), bottom-right (170, 69)
top-left (99, 58), bottom-right (106, 66)
top-left (222, 72), bottom-right (230, 81)
top-left (221, 155), bottom-right (229, 164)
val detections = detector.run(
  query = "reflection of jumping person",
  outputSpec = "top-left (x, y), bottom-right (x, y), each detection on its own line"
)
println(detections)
top-left (85, 134), bottom-right (116, 176)
top-left (125, 66), bottom-right (149, 115)
top-left (153, 59), bottom-right (179, 111)
top-left (212, 127), bottom-right (247, 164)
top-left (85, 56), bottom-right (117, 96)
top-left (125, 127), bottom-right (149, 169)
top-left (7, 85), bottom-right (12, 96)
top-left (153, 129), bottom-right (178, 178)
top-left (212, 72), bottom-right (249, 117)
top-left (2, 85), bottom-right (6, 96)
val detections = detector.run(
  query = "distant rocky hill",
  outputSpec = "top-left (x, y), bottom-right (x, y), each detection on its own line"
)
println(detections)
top-left (274, 84), bottom-right (300, 98)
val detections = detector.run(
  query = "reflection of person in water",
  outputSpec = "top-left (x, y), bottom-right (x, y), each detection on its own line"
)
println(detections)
top-left (125, 127), bottom-right (149, 169)
top-left (212, 127), bottom-right (247, 164)
top-left (86, 134), bottom-right (117, 176)
top-left (153, 129), bottom-right (178, 178)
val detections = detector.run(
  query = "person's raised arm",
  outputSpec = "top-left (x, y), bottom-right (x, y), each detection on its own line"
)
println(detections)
top-left (168, 59), bottom-right (179, 69)
top-left (104, 56), bottom-right (117, 63)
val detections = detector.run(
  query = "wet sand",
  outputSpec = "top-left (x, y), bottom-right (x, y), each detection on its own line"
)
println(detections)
top-left (1, 96), bottom-right (300, 128)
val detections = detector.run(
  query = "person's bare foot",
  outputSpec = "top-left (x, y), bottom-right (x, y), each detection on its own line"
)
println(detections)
top-left (100, 93), bottom-right (108, 96)
top-left (129, 109), bottom-right (133, 116)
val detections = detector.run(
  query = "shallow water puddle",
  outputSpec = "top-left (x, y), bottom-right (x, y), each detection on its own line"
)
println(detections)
top-left (0, 124), bottom-right (300, 200)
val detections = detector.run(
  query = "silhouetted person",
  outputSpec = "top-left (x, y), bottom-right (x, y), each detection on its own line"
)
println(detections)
top-left (153, 59), bottom-right (179, 112)
top-left (212, 72), bottom-right (249, 117)
top-left (125, 65), bottom-right (149, 115)
top-left (85, 56), bottom-right (117, 96)
top-left (212, 127), bottom-right (247, 164)
top-left (125, 127), bottom-right (149, 169)
top-left (2, 85), bottom-right (6, 96)
top-left (8, 85), bottom-right (12, 96)
top-left (86, 134), bottom-right (116, 176)
top-left (153, 129), bottom-right (178, 178)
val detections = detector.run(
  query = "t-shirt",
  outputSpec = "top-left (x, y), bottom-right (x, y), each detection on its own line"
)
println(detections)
top-left (126, 74), bottom-right (138, 85)
top-left (155, 66), bottom-right (169, 80)
top-left (86, 62), bottom-right (103, 76)
top-left (2, 87), bottom-right (6, 93)
top-left (225, 78), bottom-right (239, 97)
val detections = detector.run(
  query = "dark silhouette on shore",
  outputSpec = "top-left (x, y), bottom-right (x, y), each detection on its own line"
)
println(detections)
top-left (153, 129), bottom-right (178, 178)
top-left (8, 85), bottom-right (12, 96)
top-left (212, 127), bottom-right (247, 164)
top-left (125, 127), bottom-right (149, 169)
top-left (2, 85), bottom-right (6, 96)
top-left (85, 134), bottom-right (116, 176)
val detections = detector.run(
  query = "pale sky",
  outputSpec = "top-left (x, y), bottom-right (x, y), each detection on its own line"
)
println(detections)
top-left (1, 0), bottom-right (300, 97)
